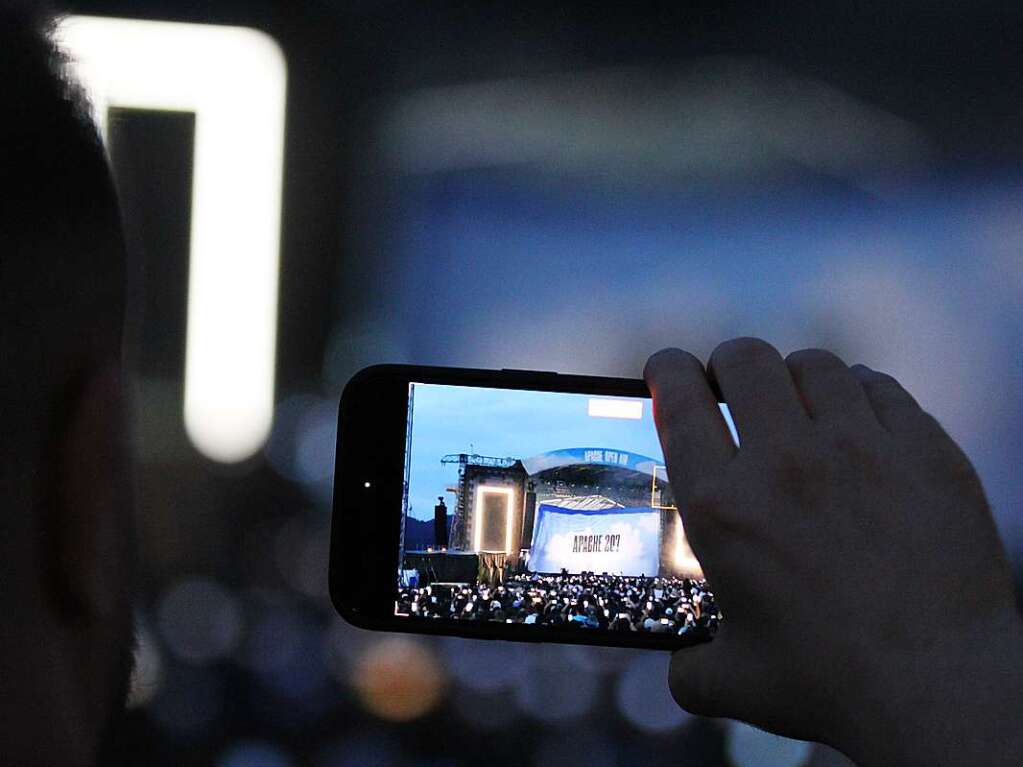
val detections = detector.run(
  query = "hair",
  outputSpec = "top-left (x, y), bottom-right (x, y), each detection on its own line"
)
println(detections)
top-left (0, 10), bottom-right (137, 761)
top-left (0, 2), bottom-right (128, 575)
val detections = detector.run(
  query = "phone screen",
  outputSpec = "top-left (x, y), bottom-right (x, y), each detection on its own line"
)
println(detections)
top-left (394, 382), bottom-right (739, 641)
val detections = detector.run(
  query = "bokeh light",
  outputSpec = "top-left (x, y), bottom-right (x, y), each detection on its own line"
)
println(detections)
top-left (157, 577), bottom-right (243, 664)
top-left (265, 394), bottom-right (336, 503)
top-left (351, 635), bottom-right (446, 721)
top-left (274, 516), bottom-right (331, 601)
top-left (615, 653), bottom-right (691, 733)
top-left (439, 637), bottom-right (525, 692)
top-left (237, 593), bottom-right (308, 675)
top-left (51, 4), bottom-right (1023, 766)
top-left (513, 643), bottom-right (599, 723)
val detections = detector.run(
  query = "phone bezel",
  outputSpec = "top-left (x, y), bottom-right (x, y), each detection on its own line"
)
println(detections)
top-left (329, 363), bottom-right (717, 652)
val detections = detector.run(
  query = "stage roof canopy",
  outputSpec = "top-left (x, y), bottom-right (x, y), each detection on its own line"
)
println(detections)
top-left (522, 447), bottom-right (661, 477)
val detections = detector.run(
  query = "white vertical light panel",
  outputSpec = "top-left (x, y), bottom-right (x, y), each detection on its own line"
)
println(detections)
top-left (56, 16), bottom-right (287, 463)
top-left (473, 486), bottom-right (515, 553)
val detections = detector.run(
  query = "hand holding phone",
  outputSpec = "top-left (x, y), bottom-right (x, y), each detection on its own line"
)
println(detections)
top-left (644, 339), bottom-right (1023, 765)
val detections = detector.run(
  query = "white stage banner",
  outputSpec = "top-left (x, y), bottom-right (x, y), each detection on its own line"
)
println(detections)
top-left (528, 504), bottom-right (661, 576)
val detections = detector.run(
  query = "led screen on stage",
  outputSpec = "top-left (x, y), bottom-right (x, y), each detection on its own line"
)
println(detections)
top-left (528, 504), bottom-right (661, 576)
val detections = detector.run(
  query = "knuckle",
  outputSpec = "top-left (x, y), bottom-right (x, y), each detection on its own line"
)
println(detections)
top-left (684, 479), bottom-right (726, 514)
top-left (826, 429), bottom-right (881, 474)
top-left (683, 480), bottom-right (755, 540)
top-left (763, 442), bottom-right (824, 500)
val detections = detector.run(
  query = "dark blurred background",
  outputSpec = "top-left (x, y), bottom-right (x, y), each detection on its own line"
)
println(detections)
top-left (58, 1), bottom-right (1023, 765)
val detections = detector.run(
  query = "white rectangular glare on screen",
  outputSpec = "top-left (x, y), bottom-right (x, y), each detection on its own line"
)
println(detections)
top-left (588, 398), bottom-right (643, 420)
top-left (55, 16), bottom-right (287, 464)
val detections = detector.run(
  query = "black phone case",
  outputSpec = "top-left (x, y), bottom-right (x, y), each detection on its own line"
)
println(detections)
top-left (329, 363), bottom-right (719, 652)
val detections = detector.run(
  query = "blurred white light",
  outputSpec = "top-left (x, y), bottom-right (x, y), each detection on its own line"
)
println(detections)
top-left (265, 395), bottom-right (336, 504)
top-left (588, 398), bottom-right (643, 419)
top-left (513, 644), bottom-right (598, 723)
top-left (725, 721), bottom-right (814, 767)
top-left (801, 259), bottom-right (1001, 459)
top-left (440, 637), bottom-right (524, 692)
top-left (274, 517), bottom-right (331, 600)
top-left (673, 512), bottom-right (704, 578)
top-left (157, 578), bottom-right (243, 664)
top-left (295, 406), bottom-right (337, 485)
top-left (615, 653), bottom-right (691, 733)
top-left (56, 16), bottom-right (287, 463)
top-left (238, 600), bottom-right (304, 674)
top-left (382, 60), bottom-right (928, 192)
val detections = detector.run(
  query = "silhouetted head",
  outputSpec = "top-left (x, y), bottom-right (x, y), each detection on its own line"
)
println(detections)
top-left (0, 4), bottom-right (135, 765)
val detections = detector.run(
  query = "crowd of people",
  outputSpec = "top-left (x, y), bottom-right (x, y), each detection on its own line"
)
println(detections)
top-left (396, 571), bottom-right (721, 636)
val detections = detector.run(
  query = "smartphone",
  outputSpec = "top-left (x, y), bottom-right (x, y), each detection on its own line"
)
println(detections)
top-left (329, 364), bottom-right (739, 651)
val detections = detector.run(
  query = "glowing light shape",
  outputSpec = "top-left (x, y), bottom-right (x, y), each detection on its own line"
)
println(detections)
top-left (352, 636), bottom-right (445, 721)
top-left (674, 514), bottom-right (704, 578)
top-left (650, 464), bottom-right (676, 511)
top-left (473, 485), bottom-right (515, 553)
top-left (56, 16), bottom-right (287, 462)
top-left (588, 398), bottom-right (643, 419)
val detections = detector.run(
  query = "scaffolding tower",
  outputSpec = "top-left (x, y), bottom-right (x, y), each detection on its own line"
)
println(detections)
top-left (398, 384), bottom-right (415, 576)
top-left (441, 453), bottom-right (518, 549)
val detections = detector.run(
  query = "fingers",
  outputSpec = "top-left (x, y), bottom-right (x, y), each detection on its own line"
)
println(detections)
top-left (849, 365), bottom-right (935, 435)
top-left (644, 348), bottom-right (737, 493)
top-left (707, 338), bottom-right (808, 445)
top-left (785, 349), bottom-right (877, 425)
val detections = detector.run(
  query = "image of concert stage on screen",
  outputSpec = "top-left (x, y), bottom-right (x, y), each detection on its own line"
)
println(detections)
top-left (396, 383), bottom-right (740, 639)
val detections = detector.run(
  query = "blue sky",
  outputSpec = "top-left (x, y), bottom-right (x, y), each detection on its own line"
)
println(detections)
top-left (406, 384), bottom-right (666, 520)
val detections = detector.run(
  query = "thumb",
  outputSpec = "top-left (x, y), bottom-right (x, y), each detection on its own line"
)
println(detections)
top-left (666, 625), bottom-right (769, 724)
top-left (670, 630), bottom-right (806, 738)
top-left (668, 640), bottom-right (731, 719)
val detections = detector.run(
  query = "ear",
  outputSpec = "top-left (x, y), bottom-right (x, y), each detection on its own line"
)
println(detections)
top-left (46, 362), bottom-right (135, 622)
